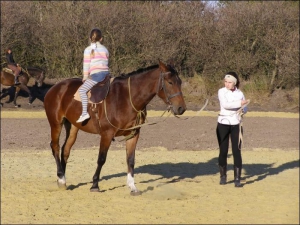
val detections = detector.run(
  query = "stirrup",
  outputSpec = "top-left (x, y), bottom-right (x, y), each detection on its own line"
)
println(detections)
top-left (76, 114), bottom-right (90, 123)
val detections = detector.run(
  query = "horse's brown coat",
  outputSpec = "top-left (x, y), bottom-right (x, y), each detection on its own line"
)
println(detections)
top-left (44, 61), bottom-right (187, 193)
top-left (1, 67), bottom-right (45, 107)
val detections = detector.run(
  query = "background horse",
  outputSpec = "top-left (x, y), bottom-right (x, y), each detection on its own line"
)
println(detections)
top-left (44, 60), bottom-right (186, 195)
top-left (1, 67), bottom-right (45, 107)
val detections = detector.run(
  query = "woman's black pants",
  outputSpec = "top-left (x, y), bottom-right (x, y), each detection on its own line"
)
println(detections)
top-left (216, 123), bottom-right (242, 168)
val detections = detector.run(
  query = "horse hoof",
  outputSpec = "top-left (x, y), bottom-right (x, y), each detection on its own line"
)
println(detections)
top-left (130, 190), bottom-right (141, 196)
top-left (57, 182), bottom-right (67, 189)
top-left (90, 187), bottom-right (100, 192)
top-left (57, 177), bottom-right (67, 189)
top-left (14, 105), bottom-right (20, 108)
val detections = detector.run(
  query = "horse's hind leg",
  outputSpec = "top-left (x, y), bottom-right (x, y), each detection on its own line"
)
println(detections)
top-left (0, 92), bottom-right (6, 106)
top-left (1, 87), bottom-right (14, 103)
top-left (61, 120), bottom-right (79, 177)
top-left (0, 88), bottom-right (9, 101)
top-left (125, 132), bottom-right (140, 195)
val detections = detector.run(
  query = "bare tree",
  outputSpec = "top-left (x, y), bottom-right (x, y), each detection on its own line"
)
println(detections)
top-left (1, 0), bottom-right (298, 95)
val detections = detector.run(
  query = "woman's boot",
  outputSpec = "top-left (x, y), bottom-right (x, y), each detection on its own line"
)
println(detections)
top-left (234, 166), bottom-right (243, 187)
top-left (219, 165), bottom-right (227, 185)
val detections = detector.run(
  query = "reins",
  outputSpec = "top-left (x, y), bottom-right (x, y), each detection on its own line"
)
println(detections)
top-left (21, 67), bottom-right (30, 77)
top-left (20, 66), bottom-right (44, 85)
top-left (172, 99), bottom-right (209, 121)
top-left (237, 99), bottom-right (251, 149)
top-left (95, 72), bottom-right (181, 141)
top-left (92, 70), bottom-right (209, 141)
top-left (218, 99), bottom-right (251, 149)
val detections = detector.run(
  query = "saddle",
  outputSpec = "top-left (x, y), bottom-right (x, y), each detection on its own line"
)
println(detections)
top-left (3, 67), bottom-right (24, 76)
top-left (74, 75), bottom-right (113, 104)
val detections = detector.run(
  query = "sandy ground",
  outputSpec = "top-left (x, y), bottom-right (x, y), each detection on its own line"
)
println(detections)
top-left (1, 104), bottom-right (299, 224)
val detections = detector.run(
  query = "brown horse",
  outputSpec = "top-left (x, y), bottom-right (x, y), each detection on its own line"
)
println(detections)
top-left (1, 67), bottom-right (45, 107)
top-left (44, 60), bottom-right (186, 194)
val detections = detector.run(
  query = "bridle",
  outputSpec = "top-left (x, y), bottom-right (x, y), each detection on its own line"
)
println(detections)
top-left (96, 69), bottom-right (184, 141)
top-left (156, 71), bottom-right (183, 113)
top-left (22, 67), bottom-right (45, 87)
top-left (36, 71), bottom-right (45, 86)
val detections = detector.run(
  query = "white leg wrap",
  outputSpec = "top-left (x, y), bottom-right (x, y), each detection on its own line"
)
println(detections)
top-left (57, 176), bottom-right (66, 185)
top-left (127, 173), bottom-right (137, 192)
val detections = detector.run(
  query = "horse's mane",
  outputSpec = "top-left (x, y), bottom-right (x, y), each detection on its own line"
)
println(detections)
top-left (116, 64), bottom-right (159, 80)
top-left (26, 67), bottom-right (44, 72)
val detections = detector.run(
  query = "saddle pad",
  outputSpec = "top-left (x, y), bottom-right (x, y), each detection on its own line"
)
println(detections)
top-left (73, 77), bottom-right (115, 104)
top-left (3, 67), bottom-right (25, 75)
top-left (3, 68), bottom-right (13, 74)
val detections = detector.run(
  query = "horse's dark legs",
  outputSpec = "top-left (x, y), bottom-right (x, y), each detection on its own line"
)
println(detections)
top-left (0, 87), bottom-right (14, 103)
top-left (11, 86), bottom-right (20, 107)
top-left (61, 120), bottom-right (79, 174)
top-left (0, 92), bottom-right (7, 105)
top-left (90, 135), bottom-right (112, 192)
top-left (0, 88), bottom-right (9, 101)
top-left (49, 122), bottom-right (66, 188)
top-left (19, 84), bottom-right (33, 104)
top-left (126, 132), bottom-right (140, 195)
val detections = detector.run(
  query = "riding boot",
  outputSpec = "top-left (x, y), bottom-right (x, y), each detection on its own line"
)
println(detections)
top-left (14, 76), bottom-right (20, 85)
top-left (234, 166), bottom-right (243, 187)
top-left (219, 165), bottom-right (227, 185)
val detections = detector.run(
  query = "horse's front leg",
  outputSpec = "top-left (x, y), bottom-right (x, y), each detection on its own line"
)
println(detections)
top-left (13, 87), bottom-right (20, 107)
top-left (47, 119), bottom-right (65, 188)
top-left (19, 84), bottom-right (33, 104)
top-left (126, 131), bottom-right (141, 195)
top-left (90, 135), bottom-right (112, 192)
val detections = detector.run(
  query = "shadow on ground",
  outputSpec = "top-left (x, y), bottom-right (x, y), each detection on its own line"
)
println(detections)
top-left (67, 156), bottom-right (299, 191)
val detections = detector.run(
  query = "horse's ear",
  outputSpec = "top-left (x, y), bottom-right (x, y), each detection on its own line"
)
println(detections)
top-left (158, 60), bottom-right (168, 72)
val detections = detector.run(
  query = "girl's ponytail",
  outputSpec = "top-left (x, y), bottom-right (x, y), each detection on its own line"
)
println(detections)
top-left (89, 29), bottom-right (102, 58)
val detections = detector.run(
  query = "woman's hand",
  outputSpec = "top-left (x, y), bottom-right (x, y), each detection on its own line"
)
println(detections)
top-left (241, 99), bottom-right (249, 106)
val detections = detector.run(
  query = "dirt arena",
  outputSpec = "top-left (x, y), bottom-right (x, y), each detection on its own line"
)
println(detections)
top-left (1, 96), bottom-right (299, 224)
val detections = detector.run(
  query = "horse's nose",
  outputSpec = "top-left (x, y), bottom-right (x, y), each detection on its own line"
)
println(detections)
top-left (177, 106), bottom-right (186, 115)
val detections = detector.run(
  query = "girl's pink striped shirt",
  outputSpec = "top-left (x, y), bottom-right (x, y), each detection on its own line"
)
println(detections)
top-left (83, 42), bottom-right (109, 78)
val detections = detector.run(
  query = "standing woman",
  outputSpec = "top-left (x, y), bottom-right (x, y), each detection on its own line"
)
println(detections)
top-left (5, 48), bottom-right (21, 85)
top-left (76, 28), bottom-right (110, 123)
top-left (216, 72), bottom-right (249, 187)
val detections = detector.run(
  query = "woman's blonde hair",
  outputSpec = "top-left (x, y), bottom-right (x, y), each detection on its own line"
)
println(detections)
top-left (90, 28), bottom-right (102, 57)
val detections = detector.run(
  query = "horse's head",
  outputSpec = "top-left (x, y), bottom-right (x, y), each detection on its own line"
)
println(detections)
top-left (36, 70), bottom-right (45, 87)
top-left (156, 61), bottom-right (187, 115)
top-left (26, 67), bottom-right (45, 87)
